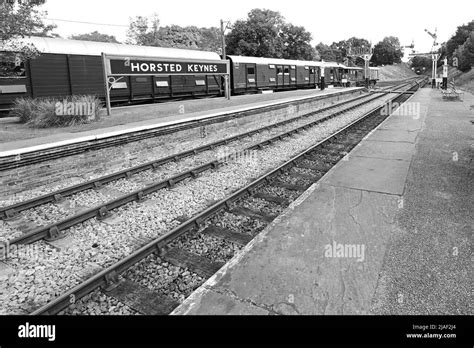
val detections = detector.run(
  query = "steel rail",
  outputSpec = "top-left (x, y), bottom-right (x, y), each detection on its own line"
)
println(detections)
top-left (29, 78), bottom-right (426, 315)
top-left (1, 91), bottom-right (384, 219)
top-left (7, 84), bottom-right (408, 246)
top-left (0, 89), bottom-right (364, 171)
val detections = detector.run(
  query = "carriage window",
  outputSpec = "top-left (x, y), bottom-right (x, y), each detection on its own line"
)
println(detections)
top-left (247, 67), bottom-right (255, 75)
top-left (284, 67), bottom-right (289, 75)
top-left (291, 65), bottom-right (296, 70)
top-left (304, 66), bottom-right (309, 70)
top-left (269, 64), bottom-right (275, 69)
top-left (277, 67), bottom-right (283, 75)
top-left (309, 68), bottom-right (315, 74)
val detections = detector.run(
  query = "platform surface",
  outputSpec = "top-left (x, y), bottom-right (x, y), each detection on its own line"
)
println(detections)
top-left (0, 87), bottom-right (361, 155)
top-left (172, 88), bottom-right (473, 315)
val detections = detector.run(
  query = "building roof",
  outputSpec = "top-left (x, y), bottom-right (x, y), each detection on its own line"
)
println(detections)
top-left (3, 36), bottom-right (221, 60)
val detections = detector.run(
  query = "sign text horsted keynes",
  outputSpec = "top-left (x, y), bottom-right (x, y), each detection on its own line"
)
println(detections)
top-left (107, 57), bottom-right (228, 76)
top-left (101, 53), bottom-right (231, 116)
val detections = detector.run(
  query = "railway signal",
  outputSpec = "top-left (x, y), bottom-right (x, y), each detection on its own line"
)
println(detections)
top-left (347, 45), bottom-right (373, 88)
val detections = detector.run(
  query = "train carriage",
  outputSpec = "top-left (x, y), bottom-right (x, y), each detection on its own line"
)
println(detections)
top-left (0, 37), bottom-right (223, 111)
top-left (1, 36), bottom-right (381, 112)
top-left (227, 55), bottom-right (320, 94)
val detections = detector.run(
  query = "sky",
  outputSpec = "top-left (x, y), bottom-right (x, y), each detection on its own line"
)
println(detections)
top-left (38, 0), bottom-right (473, 55)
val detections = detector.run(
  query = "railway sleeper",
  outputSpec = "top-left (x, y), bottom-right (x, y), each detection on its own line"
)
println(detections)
top-left (201, 225), bottom-right (253, 246)
top-left (289, 172), bottom-right (321, 182)
top-left (270, 180), bottom-right (308, 192)
top-left (106, 279), bottom-right (179, 315)
top-left (296, 162), bottom-right (333, 172)
top-left (305, 154), bottom-right (340, 164)
top-left (163, 248), bottom-right (224, 279)
top-left (253, 192), bottom-right (290, 206)
top-left (229, 206), bottom-right (276, 223)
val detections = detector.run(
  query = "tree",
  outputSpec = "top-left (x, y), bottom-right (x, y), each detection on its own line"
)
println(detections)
top-left (333, 37), bottom-right (370, 58)
top-left (454, 32), bottom-right (474, 72)
top-left (411, 56), bottom-right (431, 71)
top-left (126, 14), bottom-right (160, 45)
top-left (371, 36), bottom-right (403, 65)
top-left (315, 42), bottom-right (337, 61)
top-left (446, 21), bottom-right (474, 60)
top-left (226, 8), bottom-right (285, 58)
top-left (126, 15), bottom-right (220, 52)
top-left (280, 24), bottom-right (316, 60)
top-left (1, 0), bottom-right (57, 77)
top-left (197, 27), bottom-right (221, 52)
top-left (70, 31), bottom-right (119, 43)
top-left (226, 8), bottom-right (315, 60)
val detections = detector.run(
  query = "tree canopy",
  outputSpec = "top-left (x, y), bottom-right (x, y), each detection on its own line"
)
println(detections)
top-left (225, 8), bottom-right (316, 60)
top-left (453, 31), bottom-right (474, 72)
top-left (443, 21), bottom-right (474, 72)
top-left (70, 31), bottom-right (120, 43)
top-left (1, 0), bottom-right (56, 77)
top-left (315, 37), bottom-right (371, 65)
top-left (371, 36), bottom-right (403, 65)
top-left (446, 21), bottom-right (474, 59)
top-left (126, 14), bottom-right (220, 52)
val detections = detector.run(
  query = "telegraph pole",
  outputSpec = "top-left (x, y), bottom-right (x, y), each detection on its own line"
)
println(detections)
top-left (220, 19), bottom-right (227, 60)
top-left (220, 19), bottom-right (231, 99)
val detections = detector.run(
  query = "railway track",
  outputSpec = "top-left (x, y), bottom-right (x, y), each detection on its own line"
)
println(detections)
top-left (0, 78), bottom-right (428, 314)
top-left (1, 85), bottom-right (409, 246)
top-left (2, 77), bottom-right (425, 316)
top-left (0, 89), bottom-right (362, 171)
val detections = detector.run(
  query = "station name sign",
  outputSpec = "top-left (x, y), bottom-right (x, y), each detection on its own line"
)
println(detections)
top-left (109, 59), bottom-right (228, 76)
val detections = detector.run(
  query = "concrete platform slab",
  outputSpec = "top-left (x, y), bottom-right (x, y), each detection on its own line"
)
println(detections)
top-left (365, 129), bottom-right (419, 143)
top-left (176, 287), bottom-right (271, 315)
top-left (321, 157), bottom-right (411, 195)
top-left (349, 141), bottom-right (415, 161)
top-left (378, 117), bottom-right (423, 133)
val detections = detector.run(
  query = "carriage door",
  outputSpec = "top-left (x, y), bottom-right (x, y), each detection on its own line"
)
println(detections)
top-left (283, 66), bottom-right (290, 85)
top-left (290, 65), bottom-right (296, 86)
top-left (309, 66), bottom-right (316, 86)
top-left (246, 64), bottom-right (256, 89)
top-left (277, 65), bottom-right (284, 87)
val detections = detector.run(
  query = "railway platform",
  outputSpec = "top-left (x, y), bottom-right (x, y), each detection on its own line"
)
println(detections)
top-left (172, 87), bottom-right (473, 315)
top-left (0, 87), bottom-right (362, 156)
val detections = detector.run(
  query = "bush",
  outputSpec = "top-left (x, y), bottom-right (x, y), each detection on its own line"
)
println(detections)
top-left (9, 95), bottom-right (103, 128)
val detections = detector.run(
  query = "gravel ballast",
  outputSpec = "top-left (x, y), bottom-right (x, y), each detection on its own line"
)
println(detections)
top-left (0, 92), bottom-right (402, 314)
